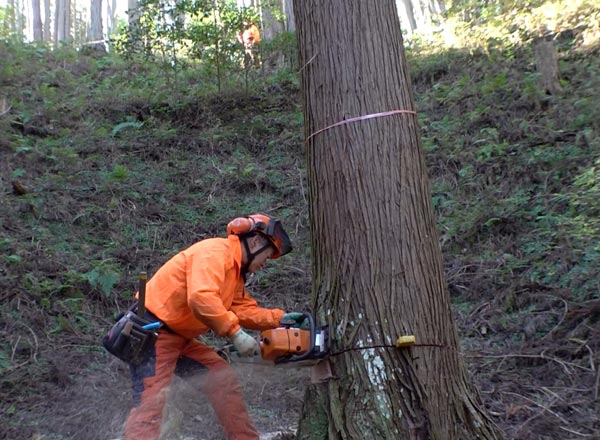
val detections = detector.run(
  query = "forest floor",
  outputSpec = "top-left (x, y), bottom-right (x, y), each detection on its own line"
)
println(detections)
top-left (1, 6), bottom-right (600, 439)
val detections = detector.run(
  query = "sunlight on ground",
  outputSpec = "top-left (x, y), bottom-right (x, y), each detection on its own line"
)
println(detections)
top-left (412, 0), bottom-right (600, 53)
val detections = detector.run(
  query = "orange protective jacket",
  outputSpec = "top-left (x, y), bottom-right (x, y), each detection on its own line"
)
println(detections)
top-left (143, 235), bottom-right (284, 340)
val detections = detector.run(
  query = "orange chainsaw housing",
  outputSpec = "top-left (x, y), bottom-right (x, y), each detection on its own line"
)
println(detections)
top-left (260, 328), bottom-right (311, 361)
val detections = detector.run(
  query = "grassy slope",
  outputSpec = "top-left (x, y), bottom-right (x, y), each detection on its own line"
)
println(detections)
top-left (1, 2), bottom-right (599, 439)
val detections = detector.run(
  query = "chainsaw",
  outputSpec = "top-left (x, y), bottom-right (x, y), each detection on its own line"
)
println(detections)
top-left (259, 312), bottom-right (329, 365)
top-left (223, 312), bottom-right (418, 368)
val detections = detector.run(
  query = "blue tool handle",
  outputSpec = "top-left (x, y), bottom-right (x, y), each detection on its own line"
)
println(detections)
top-left (142, 322), bottom-right (161, 330)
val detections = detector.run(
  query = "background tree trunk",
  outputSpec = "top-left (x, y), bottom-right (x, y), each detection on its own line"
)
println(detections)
top-left (293, 1), bottom-right (503, 439)
top-left (260, 0), bottom-right (284, 41)
top-left (283, 0), bottom-right (295, 32)
top-left (260, 0), bottom-right (286, 72)
top-left (398, 0), bottom-right (418, 35)
top-left (54, 0), bottom-right (71, 43)
top-left (106, 0), bottom-right (117, 37)
top-left (43, 0), bottom-right (51, 41)
top-left (429, 0), bottom-right (445, 15)
top-left (31, 0), bottom-right (43, 41)
top-left (54, 0), bottom-right (62, 43)
top-left (127, 0), bottom-right (139, 27)
top-left (534, 37), bottom-right (562, 95)
top-left (88, 0), bottom-right (105, 51)
top-left (4, 0), bottom-right (16, 35)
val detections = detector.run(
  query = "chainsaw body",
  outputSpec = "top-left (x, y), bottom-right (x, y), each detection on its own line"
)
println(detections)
top-left (259, 313), bottom-right (329, 365)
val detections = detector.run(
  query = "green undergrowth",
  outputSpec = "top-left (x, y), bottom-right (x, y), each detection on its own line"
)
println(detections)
top-left (0, 42), bottom-right (307, 394)
top-left (0, 20), bottom-right (598, 349)
top-left (1, 5), bottom-right (600, 436)
top-left (410, 28), bottom-right (600, 306)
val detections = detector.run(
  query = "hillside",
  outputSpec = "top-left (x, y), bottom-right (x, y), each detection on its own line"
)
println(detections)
top-left (1, 5), bottom-right (600, 439)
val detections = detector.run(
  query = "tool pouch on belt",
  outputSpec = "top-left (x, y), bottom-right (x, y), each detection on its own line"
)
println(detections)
top-left (102, 310), bottom-right (158, 366)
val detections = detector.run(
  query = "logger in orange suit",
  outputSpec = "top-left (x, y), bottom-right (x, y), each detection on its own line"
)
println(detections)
top-left (123, 214), bottom-right (303, 440)
top-left (237, 21), bottom-right (261, 50)
top-left (237, 21), bottom-right (261, 66)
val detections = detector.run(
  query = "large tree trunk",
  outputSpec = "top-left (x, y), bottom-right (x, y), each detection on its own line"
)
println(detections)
top-left (293, 1), bottom-right (503, 439)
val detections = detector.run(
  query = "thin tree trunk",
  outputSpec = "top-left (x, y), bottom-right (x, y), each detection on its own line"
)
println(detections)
top-left (293, 1), bottom-right (503, 439)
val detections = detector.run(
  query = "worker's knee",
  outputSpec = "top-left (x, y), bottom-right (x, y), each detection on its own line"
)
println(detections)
top-left (174, 355), bottom-right (208, 378)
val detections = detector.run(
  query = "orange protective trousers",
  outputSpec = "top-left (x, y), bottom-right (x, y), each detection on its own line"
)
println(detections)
top-left (124, 330), bottom-right (258, 440)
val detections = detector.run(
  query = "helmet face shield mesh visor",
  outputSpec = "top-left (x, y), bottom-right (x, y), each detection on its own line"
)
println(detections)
top-left (268, 220), bottom-right (292, 258)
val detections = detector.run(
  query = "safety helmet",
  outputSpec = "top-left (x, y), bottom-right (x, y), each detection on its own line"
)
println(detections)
top-left (227, 214), bottom-right (292, 259)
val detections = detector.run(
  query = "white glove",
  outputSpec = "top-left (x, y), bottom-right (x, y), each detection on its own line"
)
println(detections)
top-left (231, 329), bottom-right (260, 357)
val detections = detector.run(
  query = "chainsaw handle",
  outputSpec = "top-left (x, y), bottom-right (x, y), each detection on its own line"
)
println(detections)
top-left (137, 272), bottom-right (147, 318)
top-left (277, 312), bottom-right (315, 364)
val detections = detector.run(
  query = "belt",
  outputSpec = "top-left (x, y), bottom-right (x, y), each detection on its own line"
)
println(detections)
top-left (145, 310), bottom-right (178, 335)
top-left (131, 301), bottom-right (177, 335)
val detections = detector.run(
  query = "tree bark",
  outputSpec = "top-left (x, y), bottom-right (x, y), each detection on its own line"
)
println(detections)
top-left (293, 1), bottom-right (503, 439)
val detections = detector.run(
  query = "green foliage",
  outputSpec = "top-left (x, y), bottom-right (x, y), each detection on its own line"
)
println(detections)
top-left (86, 264), bottom-right (120, 298)
top-left (1, 4), bottom-right (600, 436)
top-left (0, 346), bottom-right (12, 375)
top-left (111, 121), bottom-right (144, 137)
top-left (113, 0), bottom-right (255, 89)
top-left (422, 41), bottom-right (600, 300)
top-left (448, 0), bottom-right (559, 22)
top-left (107, 165), bottom-right (129, 181)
